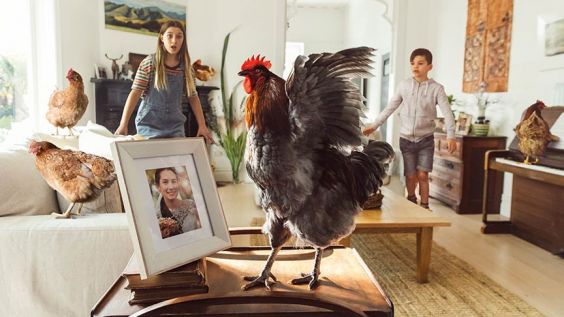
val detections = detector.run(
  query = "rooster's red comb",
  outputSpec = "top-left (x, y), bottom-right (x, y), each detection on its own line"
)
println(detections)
top-left (241, 55), bottom-right (272, 71)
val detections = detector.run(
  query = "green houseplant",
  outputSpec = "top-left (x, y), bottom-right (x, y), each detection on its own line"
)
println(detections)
top-left (217, 32), bottom-right (247, 183)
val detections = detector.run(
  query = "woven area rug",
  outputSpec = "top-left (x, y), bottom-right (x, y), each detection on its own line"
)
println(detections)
top-left (249, 218), bottom-right (542, 316)
top-left (352, 234), bottom-right (543, 316)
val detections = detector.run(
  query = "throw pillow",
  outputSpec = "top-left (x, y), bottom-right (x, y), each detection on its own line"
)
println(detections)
top-left (0, 149), bottom-right (59, 216)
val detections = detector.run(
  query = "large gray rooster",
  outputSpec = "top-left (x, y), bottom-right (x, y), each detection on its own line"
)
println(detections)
top-left (238, 47), bottom-right (394, 290)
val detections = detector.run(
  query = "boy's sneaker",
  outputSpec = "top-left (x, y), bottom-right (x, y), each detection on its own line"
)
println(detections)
top-left (406, 195), bottom-right (417, 204)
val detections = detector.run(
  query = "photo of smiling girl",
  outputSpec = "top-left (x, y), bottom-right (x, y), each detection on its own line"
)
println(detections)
top-left (147, 166), bottom-right (202, 239)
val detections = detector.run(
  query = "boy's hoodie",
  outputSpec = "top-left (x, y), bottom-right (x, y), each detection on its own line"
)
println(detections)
top-left (371, 78), bottom-right (456, 142)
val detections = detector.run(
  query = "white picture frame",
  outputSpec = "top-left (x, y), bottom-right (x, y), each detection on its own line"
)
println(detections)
top-left (455, 112), bottom-right (472, 136)
top-left (111, 138), bottom-right (231, 278)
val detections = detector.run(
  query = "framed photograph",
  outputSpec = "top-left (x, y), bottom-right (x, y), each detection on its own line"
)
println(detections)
top-left (537, 14), bottom-right (564, 71)
top-left (455, 112), bottom-right (472, 136)
top-left (104, 0), bottom-right (186, 36)
top-left (111, 138), bottom-right (231, 278)
top-left (96, 65), bottom-right (108, 79)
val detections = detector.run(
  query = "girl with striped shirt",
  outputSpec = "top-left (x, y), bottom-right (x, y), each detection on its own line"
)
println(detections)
top-left (115, 20), bottom-right (213, 143)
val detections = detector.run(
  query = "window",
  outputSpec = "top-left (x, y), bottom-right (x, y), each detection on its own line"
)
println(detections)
top-left (283, 42), bottom-right (304, 79)
top-left (0, 0), bottom-right (33, 144)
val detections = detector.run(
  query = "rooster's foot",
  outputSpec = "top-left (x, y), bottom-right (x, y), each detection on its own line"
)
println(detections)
top-left (241, 272), bottom-right (277, 291)
top-left (290, 272), bottom-right (320, 290)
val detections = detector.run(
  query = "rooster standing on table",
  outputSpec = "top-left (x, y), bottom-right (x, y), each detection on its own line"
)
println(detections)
top-left (238, 47), bottom-right (394, 290)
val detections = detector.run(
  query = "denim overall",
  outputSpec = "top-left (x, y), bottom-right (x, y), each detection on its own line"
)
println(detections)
top-left (135, 55), bottom-right (186, 138)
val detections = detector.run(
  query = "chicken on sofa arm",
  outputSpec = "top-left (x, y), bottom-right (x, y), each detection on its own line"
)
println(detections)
top-left (28, 140), bottom-right (117, 218)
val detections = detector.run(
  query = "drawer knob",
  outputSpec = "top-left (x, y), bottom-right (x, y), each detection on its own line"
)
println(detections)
top-left (446, 162), bottom-right (455, 169)
top-left (446, 183), bottom-right (453, 190)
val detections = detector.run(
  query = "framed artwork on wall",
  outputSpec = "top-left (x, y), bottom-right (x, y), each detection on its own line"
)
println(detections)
top-left (111, 138), bottom-right (231, 278)
top-left (104, 0), bottom-right (186, 36)
top-left (538, 14), bottom-right (564, 71)
top-left (462, 0), bottom-right (513, 93)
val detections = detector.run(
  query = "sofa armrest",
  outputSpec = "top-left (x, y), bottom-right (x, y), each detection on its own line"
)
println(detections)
top-left (0, 213), bottom-right (132, 317)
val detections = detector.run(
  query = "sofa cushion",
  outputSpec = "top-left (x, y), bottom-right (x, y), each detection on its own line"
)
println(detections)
top-left (0, 149), bottom-right (59, 216)
top-left (0, 213), bottom-right (132, 317)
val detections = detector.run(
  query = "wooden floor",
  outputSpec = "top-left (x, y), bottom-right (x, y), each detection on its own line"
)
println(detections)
top-left (218, 178), bottom-right (564, 317)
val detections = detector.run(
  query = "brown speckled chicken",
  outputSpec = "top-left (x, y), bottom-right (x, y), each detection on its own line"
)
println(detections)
top-left (28, 140), bottom-right (116, 218)
top-left (515, 101), bottom-right (559, 164)
top-left (237, 48), bottom-right (394, 290)
top-left (46, 69), bottom-right (88, 136)
top-left (192, 59), bottom-right (216, 82)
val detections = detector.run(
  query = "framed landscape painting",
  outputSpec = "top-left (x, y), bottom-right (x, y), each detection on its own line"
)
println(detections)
top-left (104, 0), bottom-right (186, 36)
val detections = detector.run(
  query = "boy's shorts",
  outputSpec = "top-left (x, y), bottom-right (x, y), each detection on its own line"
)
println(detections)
top-left (399, 135), bottom-right (435, 177)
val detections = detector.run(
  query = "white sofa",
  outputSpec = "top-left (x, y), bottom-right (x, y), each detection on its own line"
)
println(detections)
top-left (0, 139), bottom-right (133, 316)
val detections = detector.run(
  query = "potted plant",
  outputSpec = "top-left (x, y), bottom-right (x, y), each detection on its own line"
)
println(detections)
top-left (216, 32), bottom-right (247, 183)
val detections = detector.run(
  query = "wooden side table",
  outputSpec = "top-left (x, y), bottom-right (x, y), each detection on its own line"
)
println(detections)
top-left (92, 247), bottom-right (393, 317)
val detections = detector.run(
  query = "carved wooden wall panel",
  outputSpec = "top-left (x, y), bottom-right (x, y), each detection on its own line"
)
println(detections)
top-left (463, 0), bottom-right (513, 93)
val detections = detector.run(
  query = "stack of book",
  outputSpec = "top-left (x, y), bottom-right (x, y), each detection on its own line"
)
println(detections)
top-left (122, 256), bottom-right (208, 305)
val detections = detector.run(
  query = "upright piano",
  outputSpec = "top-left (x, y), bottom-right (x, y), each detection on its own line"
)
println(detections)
top-left (481, 106), bottom-right (564, 257)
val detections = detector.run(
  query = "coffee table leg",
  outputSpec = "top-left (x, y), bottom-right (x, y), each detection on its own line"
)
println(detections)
top-left (339, 235), bottom-right (352, 247)
top-left (416, 227), bottom-right (433, 283)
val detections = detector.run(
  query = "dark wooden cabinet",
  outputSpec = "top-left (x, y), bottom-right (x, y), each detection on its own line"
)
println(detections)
top-left (430, 133), bottom-right (506, 213)
top-left (91, 78), bottom-right (218, 136)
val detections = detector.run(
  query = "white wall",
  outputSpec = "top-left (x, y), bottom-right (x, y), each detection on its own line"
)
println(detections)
top-left (57, 0), bottom-right (100, 128)
top-left (395, 0), bottom-right (564, 215)
top-left (287, 6), bottom-right (346, 55)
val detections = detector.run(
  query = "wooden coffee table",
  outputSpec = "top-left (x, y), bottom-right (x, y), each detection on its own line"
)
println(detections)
top-left (341, 186), bottom-right (451, 283)
top-left (91, 247), bottom-right (393, 317)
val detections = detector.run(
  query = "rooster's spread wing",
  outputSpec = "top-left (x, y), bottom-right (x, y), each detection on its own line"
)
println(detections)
top-left (286, 47), bottom-right (374, 149)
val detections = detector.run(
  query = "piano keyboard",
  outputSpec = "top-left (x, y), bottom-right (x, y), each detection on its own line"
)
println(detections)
top-left (495, 158), bottom-right (564, 176)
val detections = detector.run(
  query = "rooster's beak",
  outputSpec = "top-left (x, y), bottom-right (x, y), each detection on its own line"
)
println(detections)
top-left (238, 70), bottom-right (248, 76)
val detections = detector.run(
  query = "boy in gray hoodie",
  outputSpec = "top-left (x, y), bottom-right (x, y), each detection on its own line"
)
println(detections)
top-left (363, 48), bottom-right (456, 209)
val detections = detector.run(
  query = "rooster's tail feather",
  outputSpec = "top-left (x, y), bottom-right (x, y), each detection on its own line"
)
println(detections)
top-left (350, 140), bottom-right (394, 203)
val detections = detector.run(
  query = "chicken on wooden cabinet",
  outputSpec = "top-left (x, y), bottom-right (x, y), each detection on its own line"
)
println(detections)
top-left (28, 140), bottom-right (117, 219)
top-left (237, 48), bottom-right (394, 290)
top-left (192, 59), bottom-right (215, 82)
top-left (46, 69), bottom-right (88, 136)
top-left (515, 101), bottom-right (560, 164)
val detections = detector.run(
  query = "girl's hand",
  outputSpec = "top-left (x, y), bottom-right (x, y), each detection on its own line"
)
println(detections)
top-left (197, 126), bottom-right (215, 144)
top-left (115, 124), bottom-right (128, 136)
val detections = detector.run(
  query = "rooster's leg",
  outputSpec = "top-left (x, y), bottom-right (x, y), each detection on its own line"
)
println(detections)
top-left (67, 127), bottom-right (74, 136)
top-left (290, 247), bottom-right (323, 290)
top-left (242, 215), bottom-right (290, 291)
top-left (524, 156), bottom-right (531, 165)
top-left (241, 246), bottom-right (281, 291)
top-left (51, 202), bottom-right (75, 219)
